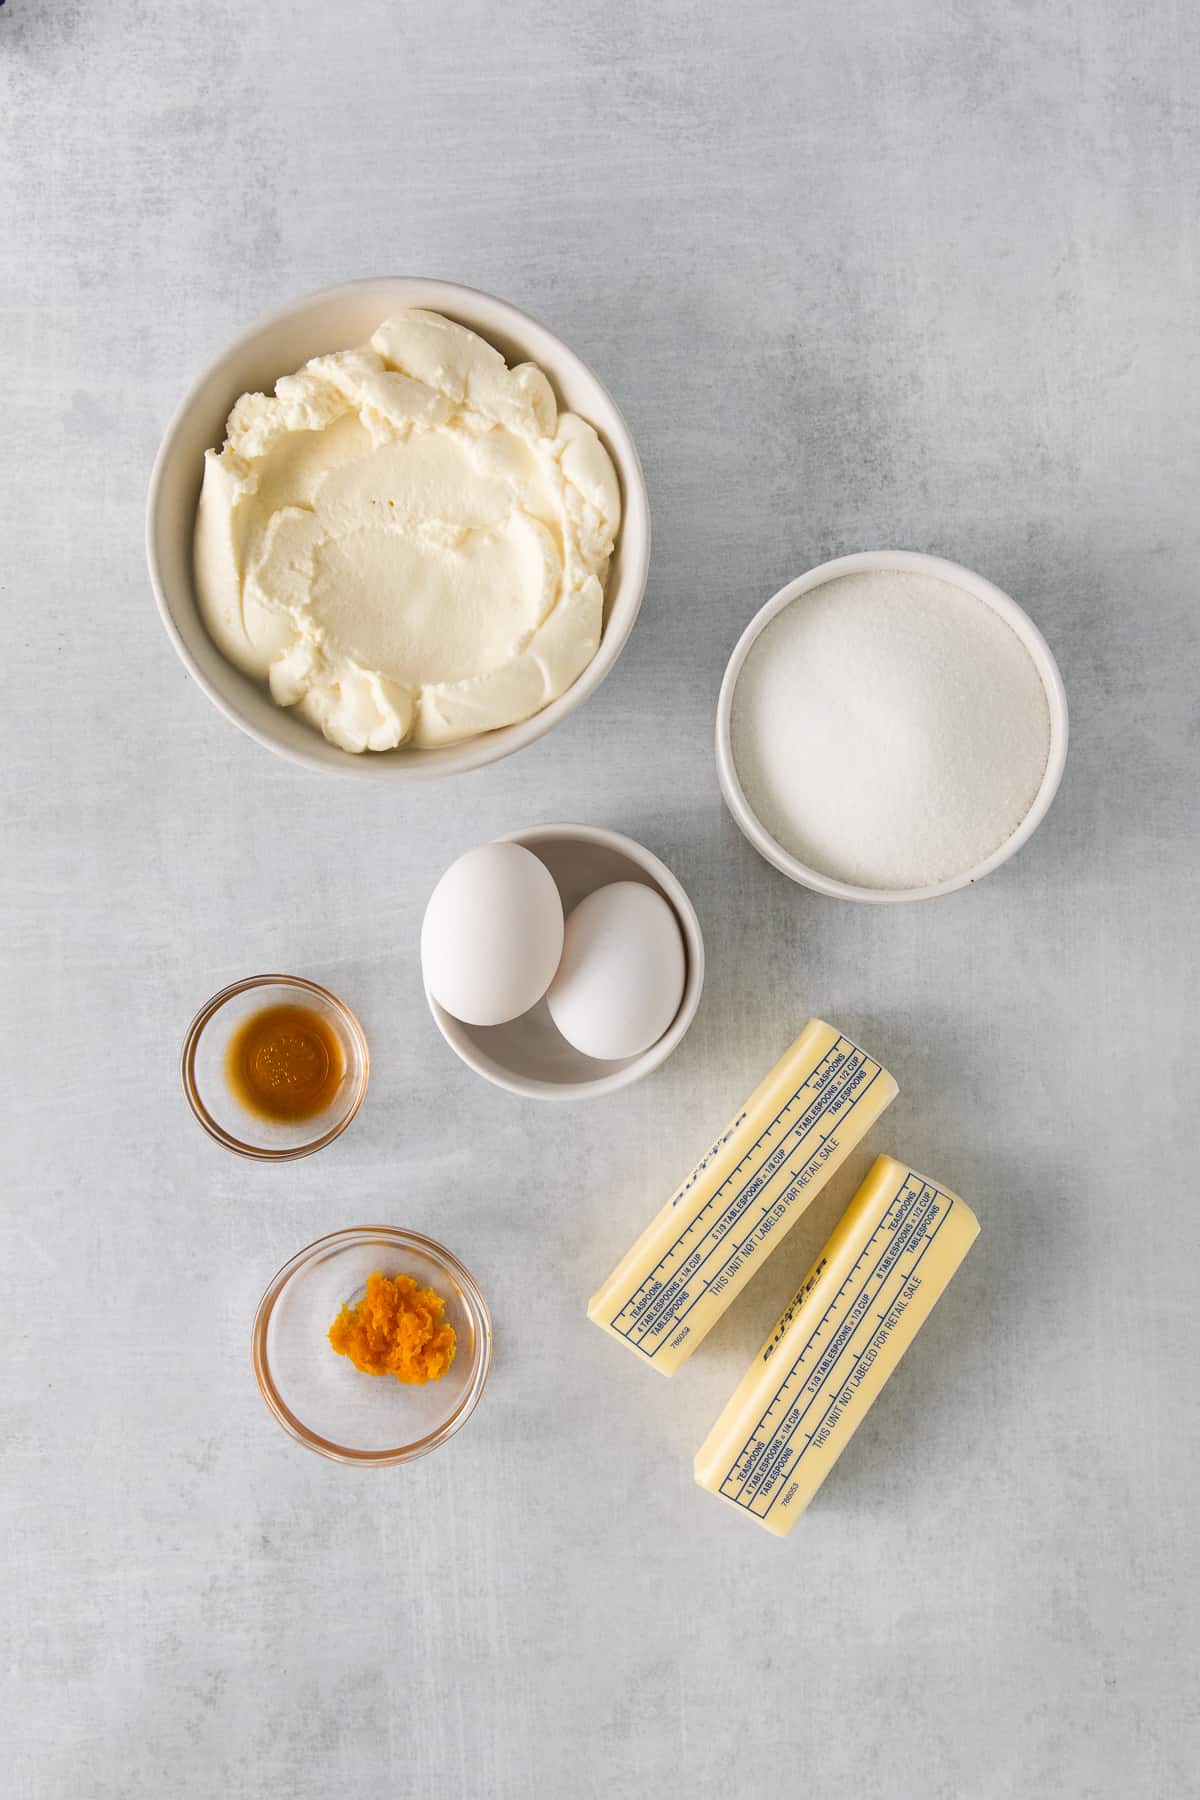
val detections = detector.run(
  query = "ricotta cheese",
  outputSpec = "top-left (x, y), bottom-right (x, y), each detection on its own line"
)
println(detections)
top-left (194, 310), bottom-right (621, 752)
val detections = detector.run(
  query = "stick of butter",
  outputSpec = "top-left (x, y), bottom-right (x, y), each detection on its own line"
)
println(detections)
top-left (695, 1154), bottom-right (979, 1534)
top-left (587, 1019), bottom-right (897, 1376)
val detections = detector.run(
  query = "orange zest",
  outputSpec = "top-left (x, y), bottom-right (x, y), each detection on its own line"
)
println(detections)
top-left (328, 1270), bottom-right (457, 1384)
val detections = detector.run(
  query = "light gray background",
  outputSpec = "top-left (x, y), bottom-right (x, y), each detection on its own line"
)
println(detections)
top-left (3, 2), bottom-right (1197, 1795)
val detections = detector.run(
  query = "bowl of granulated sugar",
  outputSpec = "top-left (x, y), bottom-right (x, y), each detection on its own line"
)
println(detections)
top-left (716, 551), bottom-right (1068, 902)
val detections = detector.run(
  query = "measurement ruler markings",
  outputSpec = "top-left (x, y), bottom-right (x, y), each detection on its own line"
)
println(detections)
top-left (669, 1109), bottom-right (751, 1211)
top-left (719, 1072), bottom-right (887, 1273)
top-left (616, 1102), bottom-right (817, 1332)
top-left (753, 1201), bottom-right (956, 1519)
top-left (639, 1056), bottom-right (873, 1317)
top-left (634, 1040), bottom-right (863, 1280)
top-left (719, 1180), bottom-right (931, 1502)
top-left (722, 1183), bottom-right (944, 1507)
top-left (755, 1204), bottom-right (955, 1519)
top-left (618, 1139), bottom-right (868, 1365)
top-left (814, 1192), bottom-right (911, 1307)
top-left (610, 1046), bottom-right (869, 1340)
top-left (873, 1186), bottom-right (937, 1280)
top-left (744, 1199), bottom-right (943, 1509)
top-left (737, 1188), bottom-right (945, 1511)
top-left (653, 1064), bottom-right (854, 1262)
top-left (624, 1062), bottom-right (885, 1353)
top-left (733, 1220), bottom-right (941, 1516)
top-left (630, 1062), bottom-right (885, 1351)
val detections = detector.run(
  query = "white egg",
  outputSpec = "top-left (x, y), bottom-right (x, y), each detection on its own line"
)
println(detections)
top-left (421, 842), bottom-right (564, 1028)
top-left (547, 881), bottom-right (686, 1061)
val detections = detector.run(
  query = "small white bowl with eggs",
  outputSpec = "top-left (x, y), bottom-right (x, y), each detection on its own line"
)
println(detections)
top-left (422, 825), bottom-right (705, 1100)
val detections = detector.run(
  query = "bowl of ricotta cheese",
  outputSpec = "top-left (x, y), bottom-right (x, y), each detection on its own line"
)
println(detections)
top-left (147, 279), bottom-right (650, 777)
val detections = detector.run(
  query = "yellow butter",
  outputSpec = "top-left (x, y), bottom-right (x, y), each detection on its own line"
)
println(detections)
top-left (695, 1154), bottom-right (979, 1534)
top-left (587, 1020), bottom-right (897, 1376)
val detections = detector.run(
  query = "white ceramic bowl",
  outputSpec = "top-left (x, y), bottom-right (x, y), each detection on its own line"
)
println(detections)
top-left (716, 550), bottom-right (1069, 903)
top-left (146, 278), bottom-right (651, 780)
top-left (425, 825), bottom-right (705, 1100)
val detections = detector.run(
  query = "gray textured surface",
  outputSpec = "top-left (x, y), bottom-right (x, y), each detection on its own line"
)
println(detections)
top-left (3, 2), bottom-right (1198, 1795)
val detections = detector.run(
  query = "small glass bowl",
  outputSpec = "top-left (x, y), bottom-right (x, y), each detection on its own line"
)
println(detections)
top-left (181, 974), bottom-right (369, 1160)
top-left (252, 1227), bottom-right (493, 1465)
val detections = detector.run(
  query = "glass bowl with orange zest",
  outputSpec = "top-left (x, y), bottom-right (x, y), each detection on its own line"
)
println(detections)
top-left (252, 1227), bottom-right (492, 1465)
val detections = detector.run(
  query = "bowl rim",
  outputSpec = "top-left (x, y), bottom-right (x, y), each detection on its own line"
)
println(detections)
top-left (714, 549), bottom-right (1070, 903)
top-left (251, 1225), bottom-right (493, 1466)
top-left (146, 275), bottom-right (652, 781)
top-left (181, 972), bottom-right (370, 1159)
top-left (424, 823), bottom-right (706, 1100)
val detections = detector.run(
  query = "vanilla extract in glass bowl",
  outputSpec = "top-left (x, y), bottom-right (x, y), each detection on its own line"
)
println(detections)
top-left (182, 974), bottom-right (369, 1159)
top-left (225, 1001), bottom-right (345, 1122)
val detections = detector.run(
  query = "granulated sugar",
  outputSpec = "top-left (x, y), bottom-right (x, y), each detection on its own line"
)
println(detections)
top-left (730, 569), bottom-right (1052, 891)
